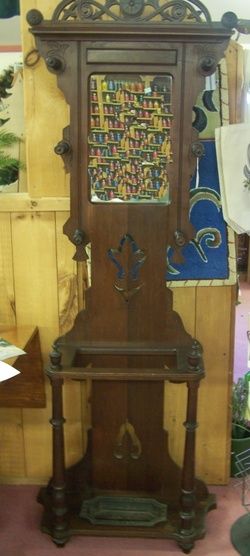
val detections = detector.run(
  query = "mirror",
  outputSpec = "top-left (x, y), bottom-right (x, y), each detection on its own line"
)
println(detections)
top-left (88, 73), bottom-right (173, 204)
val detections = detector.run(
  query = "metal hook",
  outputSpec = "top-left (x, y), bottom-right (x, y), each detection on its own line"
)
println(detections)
top-left (24, 49), bottom-right (40, 68)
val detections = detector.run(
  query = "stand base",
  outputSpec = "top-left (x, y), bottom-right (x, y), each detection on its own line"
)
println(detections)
top-left (38, 487), bottom-right (216, 553)
top-left (231, 514), bottom-right (250, 556)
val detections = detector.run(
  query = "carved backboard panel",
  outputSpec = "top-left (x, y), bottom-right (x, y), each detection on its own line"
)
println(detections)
top-left (27, 1), bottom-right (235, 348)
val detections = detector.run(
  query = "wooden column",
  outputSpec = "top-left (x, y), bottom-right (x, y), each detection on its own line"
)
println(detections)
top-left (178, 380), bottom-right (199, 553)
top-left (49, 348), bottom-right (69, 546)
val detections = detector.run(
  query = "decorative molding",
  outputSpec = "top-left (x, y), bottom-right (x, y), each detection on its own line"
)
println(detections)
top-left (51, 0), bottom-right (212, 24)
top-left (113, 420), bottom-right (142, 460)
top-left (79, 495), bottom-right (167, 526)
top-left (45, 42), bottom-right (69, 74)
top-left (108, 234), bottom-right (146, 301)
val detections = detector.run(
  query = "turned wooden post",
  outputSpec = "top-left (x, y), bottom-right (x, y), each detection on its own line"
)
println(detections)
top-left (178, 341), bottom-right (201, 553)
top-left (49, 346), bottom-right (69, 546)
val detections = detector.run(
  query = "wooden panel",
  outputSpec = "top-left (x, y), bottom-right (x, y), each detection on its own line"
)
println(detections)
top-left (23, 380), bottom-right (53, 480)
top-left (0, 194), bottom-right (69, 212)
top-left (11, 211), bottom-right (59, 353)
top-left (226, 41), bottom-right (244, 124)
top-left (195, 286), bottom-right (235, 484)
top-left (0, 213), bottom-right (16, 329)
top-left (10, 211), bottom-right (59, 478)
top-left (56, 212), bottom-right (83, 467)
top-left (0, 211), bottom-right (236, 482)
top-left (87, 48), bottom-right (178, 64)
top-left (21, 1), bottom-right (69, 198)
top-left (0, 327), bottom-right (45, 408)
top-left (164, 287), bottom-right (196, 467)
top-left (56, 212), bottom-right (78, 336)
top-left (0, 409), bottom-right (25, 478)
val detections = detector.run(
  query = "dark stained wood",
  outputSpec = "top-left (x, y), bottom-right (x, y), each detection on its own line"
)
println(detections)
top-left (0, 327), bottom-right (46, 408)
top-left (29, 1), bottom-right (234, 552)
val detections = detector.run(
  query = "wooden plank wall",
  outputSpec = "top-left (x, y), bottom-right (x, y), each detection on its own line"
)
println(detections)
top-left (0, 203), bottom-right (85, 482)
top-left (0, 0), bottom-right (237, 484)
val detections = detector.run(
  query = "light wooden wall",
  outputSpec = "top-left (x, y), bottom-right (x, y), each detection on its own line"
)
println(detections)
top-left (0, 0), bottom-right (237, 484)
top-left (0, 201), bottom-right (86, 481)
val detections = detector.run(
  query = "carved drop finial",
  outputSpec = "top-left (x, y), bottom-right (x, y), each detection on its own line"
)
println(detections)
top-left (50, 345), bottom-right (62, 369)
top-left (188, 340), bottom-right (202, 372)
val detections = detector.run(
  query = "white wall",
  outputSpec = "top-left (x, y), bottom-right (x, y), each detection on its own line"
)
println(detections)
top-left (204, 1), bottom-right (250, 47)
top-left (204, 0), bottom-right (250, 21)
top-left (0, 53), bottom-right (23, 72)
top-left (0, 16), bottom-right (20, 46)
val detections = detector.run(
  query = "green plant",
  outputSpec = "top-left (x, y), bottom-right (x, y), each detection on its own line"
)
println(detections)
top-left (232, 376), bottom-right (250, 439)
top-left (0, 66), bottom-right (14, 101)
top-left (0, 129), bottom-right (24, 186)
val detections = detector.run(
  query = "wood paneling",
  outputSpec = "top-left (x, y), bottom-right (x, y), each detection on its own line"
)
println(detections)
top-left (0, 194), bottom-right (69, 212)
top-left (226, 41), bottom-right (244, 124)
top-left (164, 288), bottom-right (196, 467)
top-left (195, 286), bottom-right (235, 483)
top-left (11, 211), bottom-right (59, 354)
top-left (56, 211), bottom-right (83, 467)
top-left (21, 0), bottom-right (70, 198)
top-left (0, 408), bottom-right (25, 478)
top-left (0, 213), bottom-right (16, 328)
top-left (56, 212), bottom-right (78, 336)
top-left (10, 211), bottom-right (59, 478)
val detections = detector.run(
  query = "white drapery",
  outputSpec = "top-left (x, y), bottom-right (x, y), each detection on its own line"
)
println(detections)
top-left (243, 49), bottom-right (250, 124)
top-left (215, 123), bottom-right (250, 234)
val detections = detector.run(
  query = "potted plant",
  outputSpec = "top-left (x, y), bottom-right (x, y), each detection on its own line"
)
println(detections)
top-left (0, 129), bottom-right (24, 190)
top-left (231, 374), bottom-right (250, 476)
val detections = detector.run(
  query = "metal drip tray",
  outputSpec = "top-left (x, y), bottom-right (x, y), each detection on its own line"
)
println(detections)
top-left (79, 495), bottom-right (167, 527)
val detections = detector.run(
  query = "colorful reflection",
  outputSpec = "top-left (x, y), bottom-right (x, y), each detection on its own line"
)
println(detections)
top-left (88, 74), bottom-right (173, 203)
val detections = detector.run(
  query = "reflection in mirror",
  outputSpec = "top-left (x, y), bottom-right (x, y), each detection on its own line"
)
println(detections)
top-left (88, 74), bottom-right (173, 204)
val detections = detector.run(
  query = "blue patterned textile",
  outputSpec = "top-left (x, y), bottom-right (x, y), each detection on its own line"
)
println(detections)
top-left (167, 140), bottom-right (229, 281)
